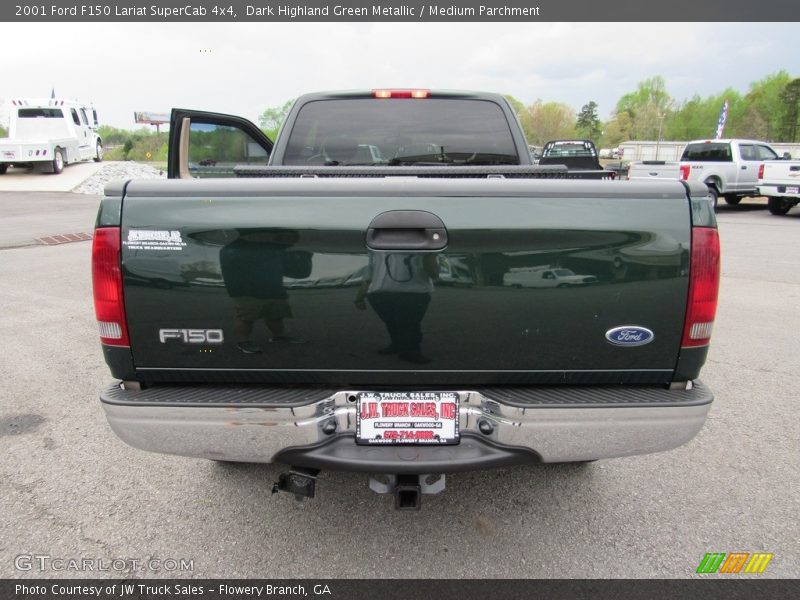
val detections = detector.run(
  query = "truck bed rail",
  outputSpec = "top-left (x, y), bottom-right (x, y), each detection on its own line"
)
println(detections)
top-left (233, 165), bottom-right (615, 179)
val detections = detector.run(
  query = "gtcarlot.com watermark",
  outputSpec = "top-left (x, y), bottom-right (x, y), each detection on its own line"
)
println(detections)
top-left (14, 554), bottom-right (194, 573)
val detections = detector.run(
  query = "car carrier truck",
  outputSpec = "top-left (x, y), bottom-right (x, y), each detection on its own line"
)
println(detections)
top-left (0, 97), bottom-right (102, 174)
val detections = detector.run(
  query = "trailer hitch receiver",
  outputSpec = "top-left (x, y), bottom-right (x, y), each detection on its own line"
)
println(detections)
top-left (272, 467), bottom-right (320, 500)
top-left (369, 474), bottom-right (446, 510)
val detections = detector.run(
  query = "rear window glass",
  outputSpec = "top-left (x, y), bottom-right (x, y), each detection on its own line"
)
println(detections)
top-left (681, 143), bottom-right (732, 162)
top-left (283, 98), bottom-right (519, 166)
top-left (18, 108), bottom-right (64, 118)
top-left (542, 141), bottom-right (597, 158)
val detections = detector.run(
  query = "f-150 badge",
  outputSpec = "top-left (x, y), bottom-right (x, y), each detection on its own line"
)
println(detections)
top-left (159, 329), bottom-right (224, 344)
top-left (605, 326), bottom-right (654, 347)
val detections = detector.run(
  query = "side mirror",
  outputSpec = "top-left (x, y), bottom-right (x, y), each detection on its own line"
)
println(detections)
top-left (783, 152), bottom-right (792, 160)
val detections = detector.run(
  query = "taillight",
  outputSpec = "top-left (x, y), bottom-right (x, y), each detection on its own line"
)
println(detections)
top-left (758, 164), bottom-right (765, 180)
top-left (680, 165), bottom-right (691, 180)
top-left (682, 228), bottom-right (720, 347)
top-left (92, 227), bottom-right (129, 346)
top-left (372, 89), bottom-right (429, 99)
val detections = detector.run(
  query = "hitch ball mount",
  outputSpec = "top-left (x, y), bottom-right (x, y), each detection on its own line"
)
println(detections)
top-left (272, 468), bottom-right (446, 510)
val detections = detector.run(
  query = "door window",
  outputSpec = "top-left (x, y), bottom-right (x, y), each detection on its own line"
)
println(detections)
top-left (79, 109), bottom-right (89, 126)
top-left (70, 109), bottom-right (81, 126)
top-left (756, 145), bottom-right (778, 161)
top-left (739, 145), bottom-right (757, 161)
top-left (188, 122), bottom-right (270, 178)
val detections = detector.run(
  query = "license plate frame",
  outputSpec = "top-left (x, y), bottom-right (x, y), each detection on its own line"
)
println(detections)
top-left (356, 391), bottom-right (460, 446)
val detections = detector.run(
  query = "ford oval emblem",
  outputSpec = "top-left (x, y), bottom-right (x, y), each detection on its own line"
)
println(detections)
top-left (605, 326), bottom-right (654, 347)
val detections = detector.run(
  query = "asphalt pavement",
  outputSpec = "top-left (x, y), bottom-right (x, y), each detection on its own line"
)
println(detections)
top-left (0, 192), bottom-right (797, 579)
top-left (0, 162), bottom-right (105, 192)
top-left (0, 192), bottom-right (100, 249)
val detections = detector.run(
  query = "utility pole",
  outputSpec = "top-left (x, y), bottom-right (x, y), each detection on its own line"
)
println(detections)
top-left (655, 114), bottom-right (665, 160)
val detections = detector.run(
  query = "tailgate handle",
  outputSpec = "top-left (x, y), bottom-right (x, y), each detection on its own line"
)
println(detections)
top-left (366, 210), bottom-right (448, 251)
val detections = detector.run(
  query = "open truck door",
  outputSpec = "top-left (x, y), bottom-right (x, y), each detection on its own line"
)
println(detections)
top-left (167, 108), bottom-right (273, 179)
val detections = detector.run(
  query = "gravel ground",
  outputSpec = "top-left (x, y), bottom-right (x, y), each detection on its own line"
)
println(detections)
top-left (72, 161), bottom-right (166, 195)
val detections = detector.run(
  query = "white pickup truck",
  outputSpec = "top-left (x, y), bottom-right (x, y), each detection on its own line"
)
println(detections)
top-left (627, 139), bottom-right (784, 209)
top-left (0, 98), bottom-right (103, 174)
top-left (503, 266), bottom-right (598, 288)
top-left (759, 159), bottom-right (800, 215)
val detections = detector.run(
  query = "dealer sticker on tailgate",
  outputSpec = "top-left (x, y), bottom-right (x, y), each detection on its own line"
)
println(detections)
top-left (356, 392), bottom-right (459, 445)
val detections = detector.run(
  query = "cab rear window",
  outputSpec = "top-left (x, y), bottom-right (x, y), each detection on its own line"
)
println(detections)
top-left (681, 143), bottom-right (731, 162)
top-left (542, 141), bottom-right (597, 158)
top-left (283, 98), bottom-right (519, 166)
top-left (18, 108), bottom-right (64, 118)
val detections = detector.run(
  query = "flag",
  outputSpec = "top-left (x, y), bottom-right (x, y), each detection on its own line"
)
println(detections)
top-left (714, 100), bottom-right (729, 139)
top-left (50, 87), bottom-right (55, 99)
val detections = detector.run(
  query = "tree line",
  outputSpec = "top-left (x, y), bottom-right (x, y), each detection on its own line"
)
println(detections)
top-left (95, 125), bottom-right (168, 162)
top-left (510, 71), bottom-right (799, 148)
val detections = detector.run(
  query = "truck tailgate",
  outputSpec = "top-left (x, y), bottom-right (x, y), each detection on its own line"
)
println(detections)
top-left (119, 178), bottom-right (691, 386)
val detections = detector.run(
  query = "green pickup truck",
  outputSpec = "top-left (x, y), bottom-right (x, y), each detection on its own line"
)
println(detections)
top-left (93, 90), bottom-right (720, 509)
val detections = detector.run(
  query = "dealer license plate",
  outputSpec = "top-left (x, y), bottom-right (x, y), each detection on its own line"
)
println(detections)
top-left (786, 186), bottom-right (799, 195)
top-left (356, 391), bottom-right (459, 445)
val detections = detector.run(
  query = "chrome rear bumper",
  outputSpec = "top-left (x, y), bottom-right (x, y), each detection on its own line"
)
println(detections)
top-left (101, 382), bottom-right (712, 469)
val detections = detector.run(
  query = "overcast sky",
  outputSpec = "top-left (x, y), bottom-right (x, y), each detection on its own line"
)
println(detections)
top-left (2, 22), bottom-right (798, 129)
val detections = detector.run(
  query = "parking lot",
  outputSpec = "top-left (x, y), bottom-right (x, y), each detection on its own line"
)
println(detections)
top-left (0, 189), bottom-right (798, 579)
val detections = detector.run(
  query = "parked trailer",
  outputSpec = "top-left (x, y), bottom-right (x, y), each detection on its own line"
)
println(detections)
top-left (0, 98), bottom-right (102, 174)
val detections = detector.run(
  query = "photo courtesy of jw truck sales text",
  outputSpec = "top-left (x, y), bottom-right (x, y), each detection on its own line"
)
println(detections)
top-left (14, 583), bottom-right (331, 597)
top-left (95, 90), bottom-right (719, 510)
